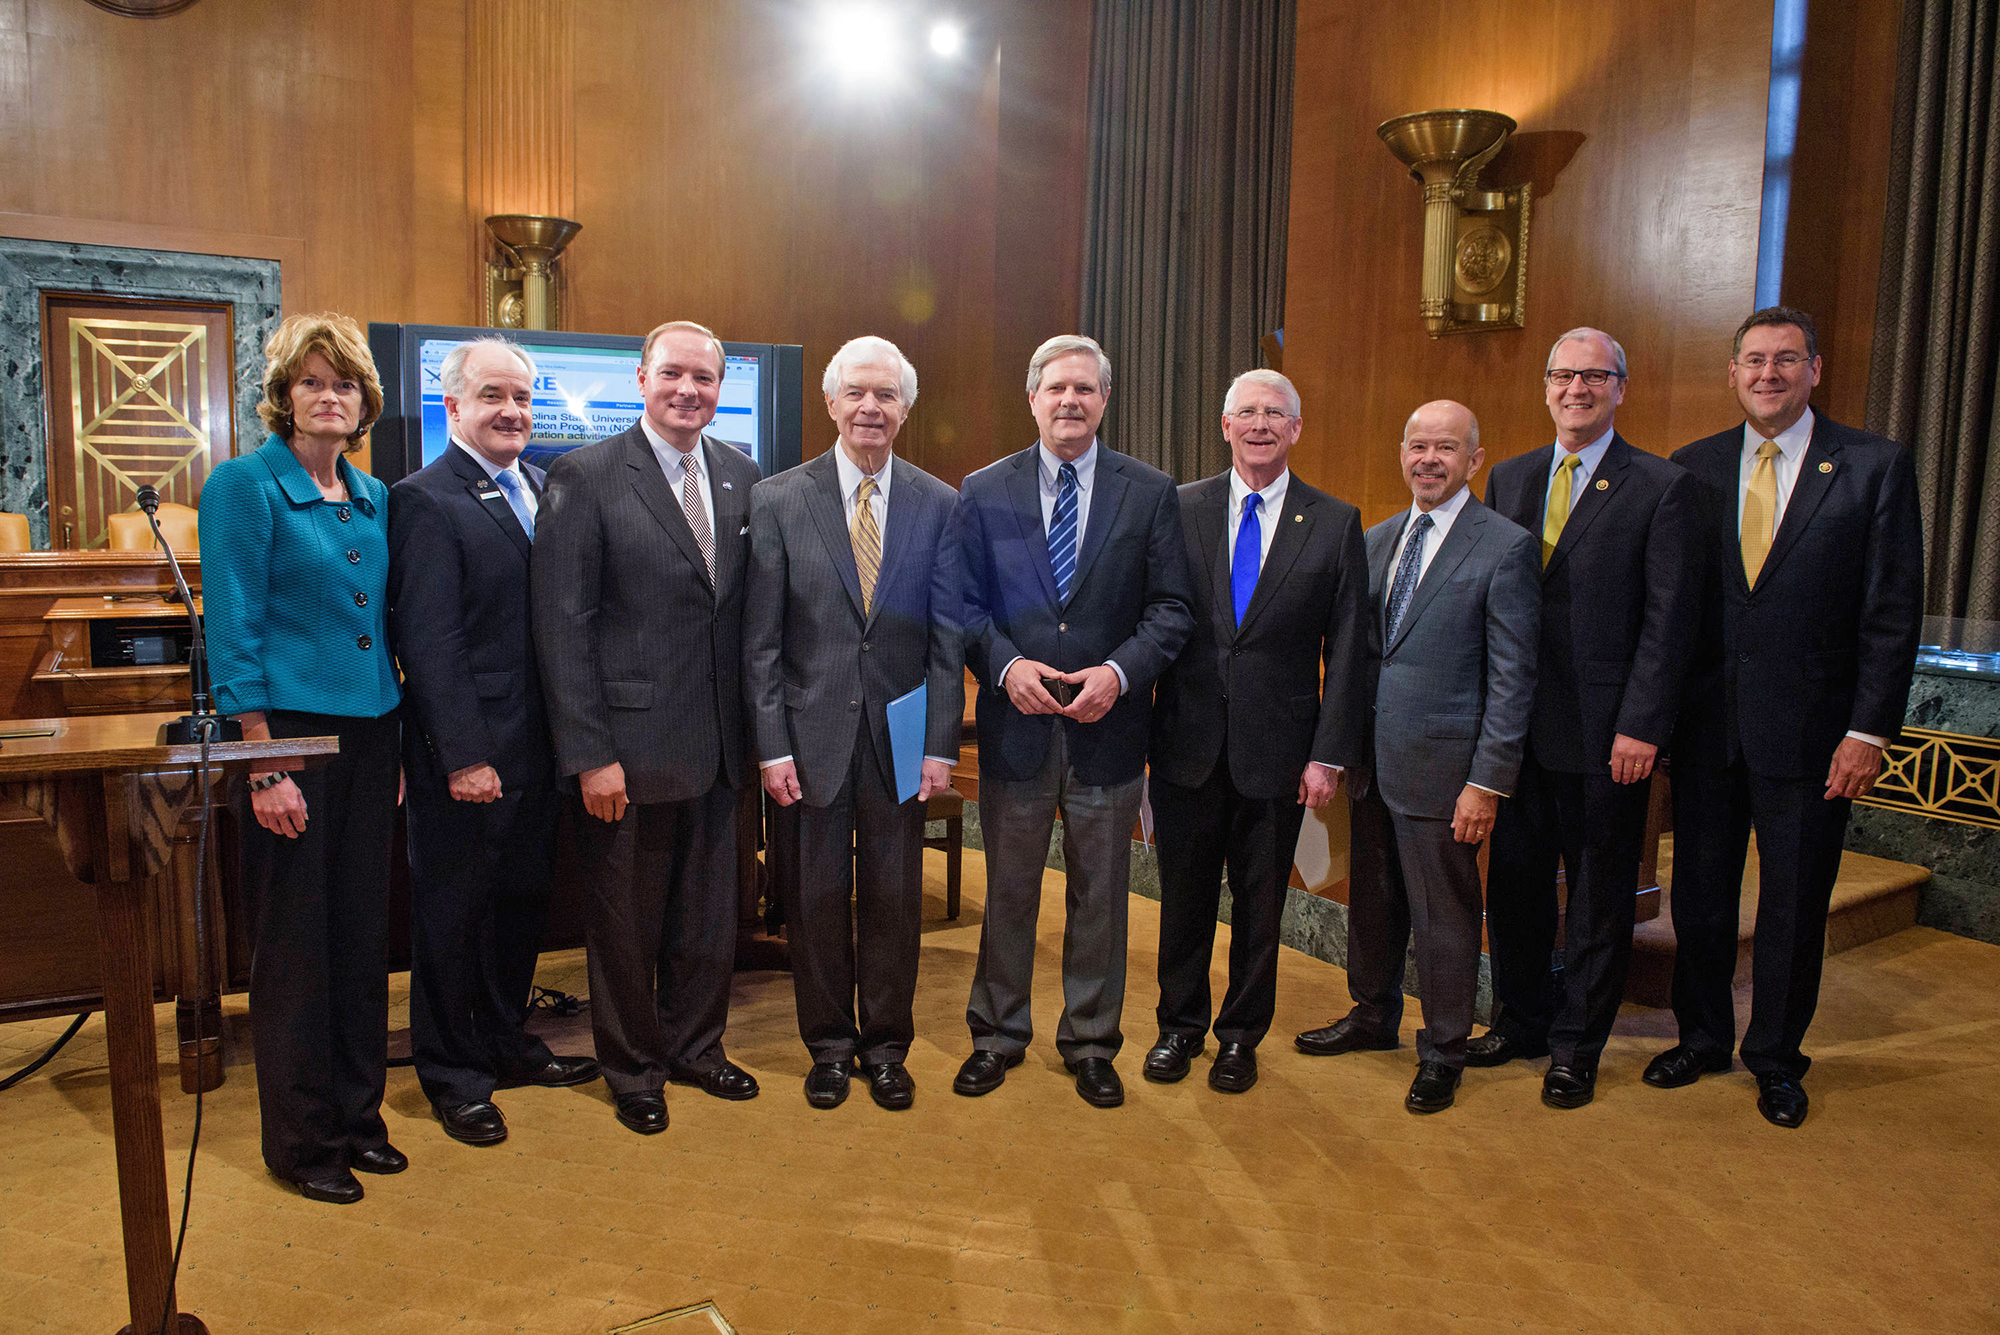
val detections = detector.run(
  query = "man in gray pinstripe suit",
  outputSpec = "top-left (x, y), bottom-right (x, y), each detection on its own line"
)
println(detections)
top-left (744, 336), bottom-right (963, 1111)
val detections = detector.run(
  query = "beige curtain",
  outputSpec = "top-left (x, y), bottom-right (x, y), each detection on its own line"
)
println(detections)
top-left (1868, 0), bottom-right (2000, 619)
top-left (1080, 0), bottom-right (1295, 482)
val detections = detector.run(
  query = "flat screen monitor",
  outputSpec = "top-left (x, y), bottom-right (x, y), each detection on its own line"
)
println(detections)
top-left (366, 323), bottom-right (804, 486)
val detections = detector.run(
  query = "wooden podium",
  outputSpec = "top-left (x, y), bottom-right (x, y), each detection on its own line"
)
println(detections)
top-left (0, 713), bottom-right (336, 1335)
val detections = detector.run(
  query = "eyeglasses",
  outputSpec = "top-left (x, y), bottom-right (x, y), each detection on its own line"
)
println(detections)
top-left (1230, 407), bottom-right (1294, 424)
top-left (1733, 352), bottom-right (1810, 371)
top-left (1544, 368), bottom-right (1625, 388)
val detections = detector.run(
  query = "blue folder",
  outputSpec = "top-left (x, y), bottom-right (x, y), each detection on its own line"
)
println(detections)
top-left (885, 682), bottom-right (928, 803)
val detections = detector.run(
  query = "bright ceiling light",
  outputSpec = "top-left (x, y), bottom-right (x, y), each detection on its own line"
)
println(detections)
top-left (929, 20), bottom-right (964, 57)
top-left (821, 3), bottom-right (903, 81)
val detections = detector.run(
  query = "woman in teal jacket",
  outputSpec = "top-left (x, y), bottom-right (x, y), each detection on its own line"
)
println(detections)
top-left (200, 313), bottom-right (402, 1205)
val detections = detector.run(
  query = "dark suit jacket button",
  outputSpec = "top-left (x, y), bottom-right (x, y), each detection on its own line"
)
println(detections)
top-left (1739, 651), bottom-right (1750, 662)
top-left (357, 634), bottom-right (372, 650)
top-left (708, 671), bottom-right (716, 681)
top-left (353, 591), bottom-right (368, 607)
top-left (346, 549), bottom-right (361, 563)
top-left (863, 642), bottom-right (872, 651)
top-left (1059, 622), bottom-right (1068, 632)
top-left (337, 507), bottom-right (351, 522)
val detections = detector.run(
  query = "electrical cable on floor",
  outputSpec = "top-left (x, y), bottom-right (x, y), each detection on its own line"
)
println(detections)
top-left (156, 728), bottom-right (213, 1335)
top-left (0, 1011), bottom-right (92, 1093)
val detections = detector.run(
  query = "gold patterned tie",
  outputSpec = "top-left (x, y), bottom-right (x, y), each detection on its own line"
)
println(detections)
top-left (852, 476), bottom-right (881, 616)
top-left (1741, 439), bottom-right (1781, 586)
top-left (1542, 453), bottom-right (1581, 567)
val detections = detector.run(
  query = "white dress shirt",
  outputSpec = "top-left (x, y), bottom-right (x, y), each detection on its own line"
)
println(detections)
top-left (1227, 466), bottom-right (1289, 574)
top-left (452, 436), bottom-right (538, 522)
top-left (640, 415), bottom-right (714, 538)
top-left (1737, 409), bottom-right (1888, 750)
top-left (998, 439), bottom-right (1128, 695)
top-left (1385, 481), bottom-right (1474, 588)
top-left (1545, 427), bottom-right (1614, 529)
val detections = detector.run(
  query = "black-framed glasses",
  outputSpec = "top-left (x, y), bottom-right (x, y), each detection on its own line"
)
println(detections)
top-left (1544, 368), bottom-right (1625, 388)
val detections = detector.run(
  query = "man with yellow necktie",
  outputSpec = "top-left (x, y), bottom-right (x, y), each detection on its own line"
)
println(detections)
top-left (743, 336), bottom-right (963, 1111)
top-left (1654, 307), bottom-right (1923, 1128)
top-left (1476, 329), bottom-right (1702, 1108)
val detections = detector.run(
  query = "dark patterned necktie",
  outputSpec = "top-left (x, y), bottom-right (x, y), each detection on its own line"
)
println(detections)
top-left (1385, 512), bottom-right (1433, 641)
top-left (1049, 461), bottom-right (1079, 600)
top-left (680, 451), bottom-right (714, 581)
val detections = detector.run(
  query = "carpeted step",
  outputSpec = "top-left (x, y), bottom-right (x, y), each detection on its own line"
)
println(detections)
top-left (1625, 834), bottom-right (1929, 1007)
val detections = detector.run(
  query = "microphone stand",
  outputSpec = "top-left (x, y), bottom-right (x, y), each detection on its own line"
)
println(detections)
top-left (137, 486), bottom-right (242, 746)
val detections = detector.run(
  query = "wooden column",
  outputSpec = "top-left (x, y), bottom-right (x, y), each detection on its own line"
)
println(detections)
top-left (466, 0), bottom-right (576, 304)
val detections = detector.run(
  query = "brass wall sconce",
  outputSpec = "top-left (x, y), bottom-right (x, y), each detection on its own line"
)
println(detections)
top-left (1378, 110), bottom-right (1531, 339)
top-left (484, 214), bottom-right (582, 330)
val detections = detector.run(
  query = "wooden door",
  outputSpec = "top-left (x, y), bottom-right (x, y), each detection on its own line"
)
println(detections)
top-left (40, 294), bottom-right (236, 550)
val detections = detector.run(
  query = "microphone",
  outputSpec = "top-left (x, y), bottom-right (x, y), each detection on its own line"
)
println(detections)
top-left (138, 486), bottom-right (241, 746)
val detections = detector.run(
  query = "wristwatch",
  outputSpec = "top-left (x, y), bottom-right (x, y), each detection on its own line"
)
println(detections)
top-left (246, 771), bottom-right (289, 793)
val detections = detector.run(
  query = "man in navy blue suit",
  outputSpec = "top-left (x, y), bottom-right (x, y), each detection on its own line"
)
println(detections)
top-left (951, 335), bottom-right (1195, 1109)
top-left (389, 338), bottom-right (600, 1148)
top-left (1650, 307), bottom-right (1923, 1128)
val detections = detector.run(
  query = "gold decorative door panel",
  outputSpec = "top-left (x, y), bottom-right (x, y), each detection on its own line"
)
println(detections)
top-left (41, 295), bottom-right (236, 550)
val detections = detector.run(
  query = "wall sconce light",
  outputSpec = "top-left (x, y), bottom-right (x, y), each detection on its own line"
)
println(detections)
top-left (1378, 110), bottom-right (1530, 339)
top-left (484, 214), bottom-right (582, 330)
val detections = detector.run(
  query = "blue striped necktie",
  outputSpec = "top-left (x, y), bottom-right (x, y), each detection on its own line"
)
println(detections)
top-left (495, 468), bottom-right (534, 540)
top-left (1049, 461), bottom-right (1080, 600)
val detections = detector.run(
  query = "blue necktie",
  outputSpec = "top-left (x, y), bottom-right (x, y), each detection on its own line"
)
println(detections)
top-left (1385, 512), bottom-right (1433, 642)
top-left (1231, 492), bottom-right (1263, 626)
top-left (1049, 461), bottom-right (1079, 601)
top-left (495, 468), bottom-right (534, 540)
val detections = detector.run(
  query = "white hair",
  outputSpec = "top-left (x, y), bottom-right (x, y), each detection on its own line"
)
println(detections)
top-left (1223, 368), bottom-right (1301, 417)
top-left (1026, 334), bottom-right (1112, 397)
top-left (441, 337), bottom-right (537, 400)
top-left (1545, 326), bottom-right (1628, 378)
top-left (821, 335), bottom-right (918, 407)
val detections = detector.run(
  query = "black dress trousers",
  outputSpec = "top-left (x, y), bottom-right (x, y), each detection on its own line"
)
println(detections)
top-left (237, 709), bottom-right (400, 1180)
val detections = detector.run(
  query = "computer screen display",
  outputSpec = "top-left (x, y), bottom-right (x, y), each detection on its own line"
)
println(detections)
top-left (413, 339), bottom-right (764, 472)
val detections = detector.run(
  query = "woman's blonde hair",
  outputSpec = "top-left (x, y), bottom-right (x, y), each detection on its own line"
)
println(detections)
top-left (258, 313), bottom-right (384, 450)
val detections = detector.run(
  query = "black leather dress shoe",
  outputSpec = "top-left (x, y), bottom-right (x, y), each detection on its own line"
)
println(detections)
top-left (1464, 1030), bottom-right (1549, 1068)
top-left (353, 1143), bottom-right (408, 1174)
top-left (1141, 1032), bottom-right (1204, 1083)
top-left (671, 1060), bottom-right (759, 1101)
top-left (1295, 1015), bottom-right (1399, 1057)
top-left (1642, 1044), bottom-right (1733, 1089)
top-left (434, 1100), bottom-right (509, 1146)
top-left (1755, 1072), bottom-right (1809, 1128)
top-left (952, 1049), bottom-right (1022, 1097)
top-left (804, 1061), bottom-right (853, 1109)
top-left (500, 1054), bottom-right (602, 1089)
top-left (1405, 1060), bottom-right (1462, 1114)
top-left (862, 1061), bottom-right (916, 1111)
top-left (1208, 1042), bottom-right (1257, 1094)
top-left (1541, 1064), bottom-right (1597, 1110)
top-left (1066, 1056), bottom-right (1124, 1108)
top-left (291, 1169), bottom-right (363, 1204)
top-left (614, 1092), bottom-right (670, 1135)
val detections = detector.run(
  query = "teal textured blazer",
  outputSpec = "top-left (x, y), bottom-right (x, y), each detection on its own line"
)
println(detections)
top-left (199, 436), bottom-right (401, 719)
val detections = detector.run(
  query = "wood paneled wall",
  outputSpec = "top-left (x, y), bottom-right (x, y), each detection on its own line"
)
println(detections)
top-left (1282, 1), bottom-right (1777, 527)
top-left (0, 0), bottom-right (1093, 487)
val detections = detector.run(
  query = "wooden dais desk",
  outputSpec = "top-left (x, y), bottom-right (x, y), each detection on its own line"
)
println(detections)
top-left (0, 713), bottom-right (335, 1335)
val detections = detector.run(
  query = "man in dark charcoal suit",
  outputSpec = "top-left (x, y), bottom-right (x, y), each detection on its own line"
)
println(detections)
top-left (532, 320), bottom-right (764, 1136)
top-left (744, 335), bottom-right (963, 1112)
top-left (1650, 306), bottom-right (1923, 1128)
top-left (952, 334), bottom-right (1195, 1109)
top-left (1144, 368), bottom-right (1373, 1095)
top-left (1472, 328), bottom-right (1701, 1109)
top-left (1295, 400), bottom-right (1539, 1115)
top-left (391, 338), bottom-right (601, 1149)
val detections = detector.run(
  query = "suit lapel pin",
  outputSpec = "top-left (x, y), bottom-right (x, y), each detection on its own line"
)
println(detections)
top-left (1819, 461), bottom-right (1834, 473)
top-left (722, 481), bottom-right (734, 491)
top-left (1595, 479), bottom-right (1609, 490)
top-left (1293, 513), bottom-right (1303, 522)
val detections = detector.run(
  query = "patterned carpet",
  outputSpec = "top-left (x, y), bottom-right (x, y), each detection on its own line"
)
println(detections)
top-left (4, 843), bottom-right (1997, 1334)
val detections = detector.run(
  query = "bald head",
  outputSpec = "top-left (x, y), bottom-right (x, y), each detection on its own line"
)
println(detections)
top-left (1400, 399), bottom-right (1484, 512)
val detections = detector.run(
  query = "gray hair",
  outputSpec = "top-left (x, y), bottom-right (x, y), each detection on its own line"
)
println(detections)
top-left (1223, 368), bottom-right (1301, 417)
top-left (1026, 335), bottom-right (1112, 397)
top-left (440, 337), bottom-right (537, 401)
top-left (821, 335), bottom-right (919, 407)
top-left (1545, 326), bottom-right (1627, 378)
